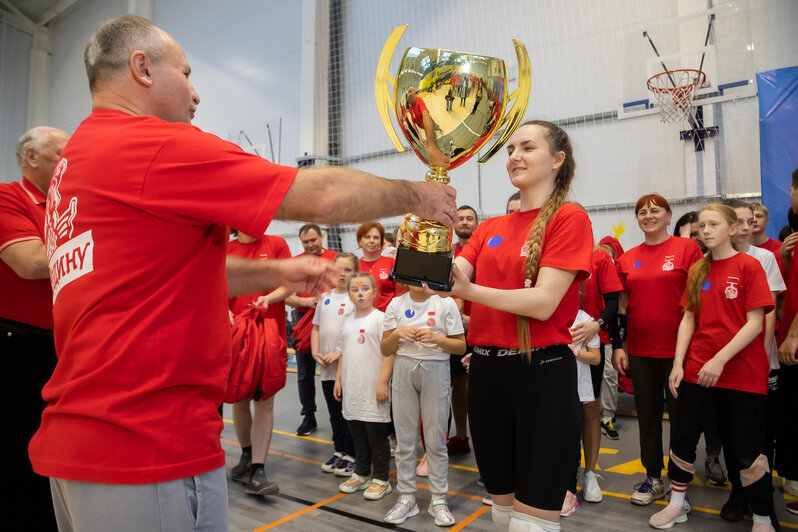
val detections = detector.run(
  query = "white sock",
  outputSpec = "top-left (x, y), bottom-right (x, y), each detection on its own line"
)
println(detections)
top-left (491, 503), bottom-right (514, 531)
top-left (508, 511), bottom-right (560, 532)
top-left (669, 480), bottom-right (687, 508)
top-left (752, 513), bottom-right (773, 527)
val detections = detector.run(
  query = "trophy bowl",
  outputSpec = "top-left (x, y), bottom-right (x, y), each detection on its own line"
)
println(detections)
top-left (375, 26), bottom-right (530, 290)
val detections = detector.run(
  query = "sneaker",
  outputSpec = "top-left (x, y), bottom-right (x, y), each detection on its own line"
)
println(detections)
top-left (296, 414), bottom-right (317, 436)
top-left (322, 452), bottom-right (342, 473)
top-left (476, 477), bottom-right (485, 487)
top-left (389, 435), bottom-right (398, 457)
top-left (384, 495), bottom-right (419, 524)
top-left (721, 489), bottom-right (749, 521)
top-left (785, 479), bottom-right (798, 497)
top-left (364, 479), bottom-right (392, 500)
top-left (705, 456), bottom-right (727, 486)
top-left (631, 477), bottom-right (666, 506)
top-left (428, 496), bottom-right (456, 527)
top-left (600, 417), bottom-right (620, 440)
top-left (416, 454), bottom-right (429, 477)
top-left (334, 455), bottom-right (355, 477)
top-left (230, 450), bottom-right (252, 484)
top-left (339, 473), bottom-right (370, 493)
top-left (582, 471), bottom-right (603, 503)
top-left (560, 490), bottom-right (579, 517)
top-left (787, 501), bottom-right (798, 516)
top-left (648, 504), bottom-right (687, 529)
top-left (481, 497), bottom-right (493, 506)
top-left (246, 467), bottom-right (279, 496)
top-left (446, 436), bottom-right (471, 454)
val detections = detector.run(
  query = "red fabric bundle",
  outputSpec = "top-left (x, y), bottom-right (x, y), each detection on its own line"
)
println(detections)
top-left (292, 309), bottom-right (315, 352)
top-left (225, 305), bottom-right (287, 403)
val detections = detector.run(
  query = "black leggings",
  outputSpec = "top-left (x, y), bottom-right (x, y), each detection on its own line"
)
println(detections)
top-left (348, 420), bottom-right (390, 481)
top-left (668, 381), bottom-right (774, 516)
top-left (468, 345), bottom-right (581, 510)
top-left (321, 380), bottom-right (355, 457)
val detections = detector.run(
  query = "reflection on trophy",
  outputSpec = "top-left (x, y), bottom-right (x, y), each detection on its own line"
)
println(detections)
top-left (375, 25), bottom-right (531, 290)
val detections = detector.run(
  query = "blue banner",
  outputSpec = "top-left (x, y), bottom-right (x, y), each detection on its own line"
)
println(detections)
top-left (758, 67), bottom-right (798, 239)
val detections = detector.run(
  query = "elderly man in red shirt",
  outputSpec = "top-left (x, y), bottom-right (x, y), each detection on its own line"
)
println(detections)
top-left (1, 126), bottom-right (68, 531)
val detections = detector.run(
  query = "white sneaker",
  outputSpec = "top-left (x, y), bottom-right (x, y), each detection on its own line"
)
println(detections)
top-left (428, 496), bottom-right (456, 527)
top-left (785, 479), bottom-right (798, 497)
top-left (384, 495), bottom-right (419, 524)
top-left (649, 504), bottom-right (687, 529)
top-left (582, 471), bottom-right (603, 503)
top-left (631, 477), bottom-right (666, 506)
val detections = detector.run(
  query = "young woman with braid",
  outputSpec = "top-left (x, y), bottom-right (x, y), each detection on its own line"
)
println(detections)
top-left (649, 204), bottom-right (778, 531)
top-left (449, 121), bottom-right (592, 532)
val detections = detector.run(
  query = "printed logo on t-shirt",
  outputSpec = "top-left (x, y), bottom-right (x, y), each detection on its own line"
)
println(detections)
top-left (662, 255), bottom-right (675, 272)
top-left (379, 269), bottom-right (389, 280)
top-left (702, 280), bottom-right (712, 291)
top-left (487, 236), bottom-right (503, 247)
top-left (633, 260), bottom-right (642, 268)
top-left (357, 329), bottom-right (365, 344)
top-left (405, 309), bottom-right (415, 318)
top-left (519, 242), bottom-right (529, 257)
top-left (45, 158), bottom-right (95, 302)
top-left (724, 276), bottom-right (740, 300)
top-left (338, 303), bottom-right (346, 315)
top-left (258, 253), bottom-right (269, 260)
top-left (427, 311), bottom-right (436, 327)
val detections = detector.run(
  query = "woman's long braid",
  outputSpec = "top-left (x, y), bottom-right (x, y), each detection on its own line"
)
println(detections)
top-left (516, 121), bottom-right (576, 360)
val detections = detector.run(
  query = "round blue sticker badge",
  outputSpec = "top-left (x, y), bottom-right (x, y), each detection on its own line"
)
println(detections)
top-left (633, 260), bottom-right (642, 268)
top-left (405, 309), bottom-right (415, 318)
top-left (324, 299), bottom-right (331, 305)
top-left (487, 236), bottom-right (503, 247)
top-left (702, 280), bottom-right (711, 291)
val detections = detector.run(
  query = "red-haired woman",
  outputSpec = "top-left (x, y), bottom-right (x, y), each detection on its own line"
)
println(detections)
top-left (613, 194), bottom-right (703, 506)
top-left (451, 120), bottom-right (592, 531)
top-left (356, 222), bottom-right (398, 312)
top-left (649, 204), bottom-right (777, 531)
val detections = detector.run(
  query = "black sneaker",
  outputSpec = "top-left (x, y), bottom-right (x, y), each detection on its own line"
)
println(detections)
top-left (600, 417), bottom-right (619, 440)
top-left (334, 455), bottom-right (355, 477)
top-left (230, 450), bottom-right (252, 484)
top-left (705, 456), bottom-right (727, 486)
top-left (720, 489), bottom-right (749, 522)
top-left (322, 452), bottom-right (343, 473)
top-left (296, 415), bottom-right (317, 436)
top-left (246, 467), bottom-right (279, 496)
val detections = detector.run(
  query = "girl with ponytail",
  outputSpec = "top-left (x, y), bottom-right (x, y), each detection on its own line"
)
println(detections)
top-left (649, 204), bottom-right (777, 531)
top-left (450, 121), bottom-right (593, 532)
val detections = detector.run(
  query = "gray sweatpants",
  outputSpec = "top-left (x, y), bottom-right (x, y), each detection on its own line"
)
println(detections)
top-left (600, 344), bottom-right (618, 418)
top-left (391, 356), bottom-right (451, 496)
top-left (49, 466), bottom-right (228, 532)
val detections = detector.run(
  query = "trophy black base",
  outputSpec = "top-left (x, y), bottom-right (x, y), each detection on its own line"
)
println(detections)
top-left (389, 246), bottom-right (453, 292)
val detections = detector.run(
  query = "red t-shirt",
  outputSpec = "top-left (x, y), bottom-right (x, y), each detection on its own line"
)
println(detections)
top-left (778, 246), bottom-right (798, 350)
top-left (227, 236), bottom-right (292, 334)
top-left (0, 178), bottom-right (53, 329)
top-left (757, 238), bottom-right (785, 280)
top-left (581, 247), bottom-right (623, 344)
top-left (682, 253), bottom-right (774, 394)
top-left (408, 97), bottom-right (428, 128)
top-left (359, 255), bottom-right (397, 311)
top-left (294, 248), bottom-right (338, 313)
top-left (458, 204), bottom-right (593, 347)
top-left (29, 109), bottom-right (296, 484)
top-left (618, 236), bottom-right (703, 358)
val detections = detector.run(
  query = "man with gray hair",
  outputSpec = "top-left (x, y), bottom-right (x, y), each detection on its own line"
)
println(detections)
top-left (28, 15), bottom-right (456, 532)
top-left (1, 126), bottom-right (68, 531)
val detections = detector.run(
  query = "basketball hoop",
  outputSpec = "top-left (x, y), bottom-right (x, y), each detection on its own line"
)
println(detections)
top-left (646, 69), bottom-right (706, 124)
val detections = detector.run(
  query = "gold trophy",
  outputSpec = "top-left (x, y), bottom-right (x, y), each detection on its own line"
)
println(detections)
top-left (375, 25), bottom-right (531, 291)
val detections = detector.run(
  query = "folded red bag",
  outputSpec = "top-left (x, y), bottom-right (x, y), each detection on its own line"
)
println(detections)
top-left (225, 305), bottom-right (287, 403)
top-left (292, 308), bottom-right (315, 353)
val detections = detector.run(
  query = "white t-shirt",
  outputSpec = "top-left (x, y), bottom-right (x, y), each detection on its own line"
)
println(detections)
top-left (383, 293), bottom-right (464, 361)
top-left (570, 309), bottom-right (600, 403)
top-left (748, 245), bottom-right (787, 369)
top-left (335, 309), bottom-right (391, 423)
top-left (313, 289), bottom-right (354, 381)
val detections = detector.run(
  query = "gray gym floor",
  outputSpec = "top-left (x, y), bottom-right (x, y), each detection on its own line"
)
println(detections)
top-left (222, 372), bottom-right (798, 531)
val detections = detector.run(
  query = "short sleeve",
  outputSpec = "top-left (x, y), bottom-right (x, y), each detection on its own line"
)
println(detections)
top-left (745, 260), bottom-right (775, 315)
top-left (383, 299), bottom-right (399, 331)
top-left (685, 240), bottom-right (704, 267)
top-left (273, 237), bottom-right (292, 260)
top-left (141, 128), bottom-right (297, 237)
top-left (312, 294), bottom-right (326, 326)
top-left (539, 205), bottom-right (593, 281)
top-left (596, 250), bottom-right (623, 294)
top-left (443, 297), bottom-right (465, 335)
top-left (616, 259), bottom-right (629, 291)
top-left (457, 220), bottom-right (485, 270)
top-left (0, 185), bottom-right (41, 250)
top-left (760, 251), bottom-right (786, 293)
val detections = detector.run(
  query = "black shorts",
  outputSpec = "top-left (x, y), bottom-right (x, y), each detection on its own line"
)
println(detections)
top-left (468, 345), bottom-right (581, 510)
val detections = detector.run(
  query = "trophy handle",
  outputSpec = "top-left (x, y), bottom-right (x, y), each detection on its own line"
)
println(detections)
top-left (375, 25), bottom-right (407, 153)
top-left (477, 39), bottom-right (531, 164)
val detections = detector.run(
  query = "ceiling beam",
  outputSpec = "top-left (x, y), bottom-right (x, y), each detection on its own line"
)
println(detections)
top-left (38, 0), bottom-right (80, 27)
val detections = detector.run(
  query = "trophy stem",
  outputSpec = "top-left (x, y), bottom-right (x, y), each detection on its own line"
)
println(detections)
top-left (425, 166), bottom-right (449, 184)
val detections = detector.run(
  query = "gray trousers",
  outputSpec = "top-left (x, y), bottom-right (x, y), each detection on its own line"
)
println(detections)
top-left (600, 344), bottom-right (618, 418)
top-left (391, 356), bottom-right (451, 495)
top-left (50, 466), bottom-right (228, 532)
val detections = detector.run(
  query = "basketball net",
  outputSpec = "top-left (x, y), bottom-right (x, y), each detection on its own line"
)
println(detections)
top-left (646, 69), bottom-right (706, 124)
